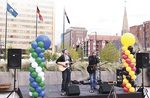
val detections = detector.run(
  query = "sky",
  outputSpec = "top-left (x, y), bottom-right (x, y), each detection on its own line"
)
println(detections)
top-left (54, 0), bottom-right (150, 44)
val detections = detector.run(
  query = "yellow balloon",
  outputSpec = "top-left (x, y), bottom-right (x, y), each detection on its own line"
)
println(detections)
top-left (125, 50), bottom-right (131, 56)
top-left (126, 83), bottom-right (132, 89)
top-left (129, 71), bottom-right (135, 76)
top-left (123, 78), bottom-right (128, 84)
top-left (121, 33), bottom-right (136, 47)
top-left (122, 46), bottom-right (128, 51)
top-left (129, 54), bottom-right (134, 59)
top-left (123, 62), bottom-right (128, 67)
top-left (131, 75), bottom-right (137, 80)
top-left (131, 58), bottom-right (136, 63)
top-left (122, 59), bottom-right (126, 63)
top-left (126, 67), bottom-right (131, 72)
top-left (129, 87), bottom-right (135, 93)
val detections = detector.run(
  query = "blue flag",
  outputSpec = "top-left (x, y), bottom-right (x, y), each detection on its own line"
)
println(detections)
top-left (7, 3), bottom-right (18, 17)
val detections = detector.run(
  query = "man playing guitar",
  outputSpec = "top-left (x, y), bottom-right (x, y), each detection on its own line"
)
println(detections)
top-left (56, 49), bottom-right (73, 96)
top-left (87, 51), bottom-right (99, 93)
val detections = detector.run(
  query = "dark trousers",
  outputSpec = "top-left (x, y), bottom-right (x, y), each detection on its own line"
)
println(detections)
top-left (61, 68), bottom-right (71, 92)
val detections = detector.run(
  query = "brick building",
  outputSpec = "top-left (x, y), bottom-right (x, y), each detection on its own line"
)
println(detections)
top-left (130, 21), bottom-right (150, 51)
top-left (64, 27), bottom-right (87, 48)
top-left (85, 35), bottom-right (120, 56)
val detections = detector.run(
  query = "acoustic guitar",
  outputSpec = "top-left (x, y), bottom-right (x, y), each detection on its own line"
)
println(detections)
top-left (57, 61), bottom-right (73, 71)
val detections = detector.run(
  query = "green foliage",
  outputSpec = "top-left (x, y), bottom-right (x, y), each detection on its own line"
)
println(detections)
top-left (77, 47), bottom-right (83, 61)
top-left (44, 51), bottom-right (58, 61)
top-left (44, 51), bottom-right (51, 61)
top-left (51, 53), bottom-right (57, 61)
top-left (68, 48), bottom-right (79, 61)
top-left (99, 42), bottom-right (119, 63)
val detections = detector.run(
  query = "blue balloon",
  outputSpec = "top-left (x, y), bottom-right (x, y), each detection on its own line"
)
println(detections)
top-left (31, 41), bottom-right (38, 49)
top-left (35, 47), bottom-right (42, 54)
top-left (36, 86), bottom-right (42, 93)
top-left (36, 35), bottom-right (51, 50)
top-left (32, 82), bottom-right (38, 88)
top-left (29, 76), bottom-right (35, 82)
top-left (39, 53), bottom-right (44, 58)
top-left (41, 57), bottom-right (45, 62)
top-left (39, 91), bottom-right (45, 97)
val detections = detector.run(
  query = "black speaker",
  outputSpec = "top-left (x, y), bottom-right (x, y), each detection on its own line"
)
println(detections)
top-left (116, 69), bottom-right (123, 87)
top-left (66, 84), bottom-right (80, 96)
top-left (136, 53), bottom-right (149, 68)
top-left (99, 82), bottom-right (112, 94)
top-left (8, 49), bottom-right (22, 69)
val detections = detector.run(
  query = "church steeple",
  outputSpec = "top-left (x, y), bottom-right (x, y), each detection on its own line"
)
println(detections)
top-left (121, 1), bottom-right (129, 35)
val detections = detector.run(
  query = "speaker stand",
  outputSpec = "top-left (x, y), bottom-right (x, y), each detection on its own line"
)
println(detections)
top-left (107, 83), bottom-right (117, 98)
top-left (7, 69), bottom-right (23, 98)
top-left (138, 66), bottom-right (149, 98)
top-left (97, 63), bottom-right (102, 84)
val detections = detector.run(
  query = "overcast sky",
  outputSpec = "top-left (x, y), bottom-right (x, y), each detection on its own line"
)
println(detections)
top-left (54, 0), bottom-right (150, 44)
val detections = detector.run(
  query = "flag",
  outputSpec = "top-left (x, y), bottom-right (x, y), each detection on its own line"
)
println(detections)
top-left (37, 7), bottom-right (43, 21)
top-left (64, 9), bottom-right (70, 24)
top-left (7, 3), bottom-right (18, 17)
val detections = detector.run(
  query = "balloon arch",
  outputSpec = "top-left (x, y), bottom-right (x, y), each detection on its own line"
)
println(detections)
top-left (121, 33), bottom-right (137, 93)
top-left (28, 35), bottom-right (51, 97)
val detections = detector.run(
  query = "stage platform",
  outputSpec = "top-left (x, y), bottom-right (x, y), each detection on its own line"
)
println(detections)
top-left (19, 84), bottom-right (142, 98)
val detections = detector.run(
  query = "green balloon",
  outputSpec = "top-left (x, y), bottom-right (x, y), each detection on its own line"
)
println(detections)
top-left (38, 41), bottom-right (44, 48)
top-left (31, 71), bottom-right (38, 78)
top-left (29, 48), bottom-right (35, 53)
top-left (32, 91), bottom-right (38, 97)
top-left (36, 57), bottom-right (42, 64)
top-left (41, 48), bottom-right (45, 52)
top-left (41, 85), bottom-right (45, 90)
top-left (42, 67), bottom-right (45, 71)
top-left (39, 81), bottom-right (45, 87)
top-left (29, 86), bottom-right (35, 92)
top-left (32, 52), bottom-right (38, 58)
top-left (29, 65), bottom-right (35, 72)
top-left (39, 62), bottom-right (45, 68)
top-left (36, 76), bottom-right (42, 83)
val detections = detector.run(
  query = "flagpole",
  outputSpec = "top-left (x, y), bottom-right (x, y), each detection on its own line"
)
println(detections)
top-left (36, 6), bottom-right (38, 38)
top-left (62, 9), bottom-right (65, 49)
top-left (4, 2), bottom-right (8, 60)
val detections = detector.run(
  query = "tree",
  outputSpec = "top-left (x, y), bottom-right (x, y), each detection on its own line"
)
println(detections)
top-left (68, 48), bottom-right (79, 61)
top-left (99, 42), bottom-right (119, 63)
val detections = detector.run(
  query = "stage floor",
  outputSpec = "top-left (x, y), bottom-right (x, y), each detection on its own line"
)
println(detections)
top-left (19, 84), bottom-right (142, 98)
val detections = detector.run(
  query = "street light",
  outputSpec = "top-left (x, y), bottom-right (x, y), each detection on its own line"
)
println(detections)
top-left (143, 22), bottom-right (147, 51)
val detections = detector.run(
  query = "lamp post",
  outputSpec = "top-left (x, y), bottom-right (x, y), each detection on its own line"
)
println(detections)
top-left (143, 22), bottom-right (147, 51)
top-left (91, 32), bottom-right (97, 52)
top-left (85, 35), bottom-right (89, 57)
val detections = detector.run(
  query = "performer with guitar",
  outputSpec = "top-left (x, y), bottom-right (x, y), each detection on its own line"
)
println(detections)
top-left (56, 49), bottom-right (73, 96)
top-left (87, 51), bottom-right (100, 93)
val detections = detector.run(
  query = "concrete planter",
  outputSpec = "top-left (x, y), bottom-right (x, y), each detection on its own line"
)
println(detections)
top-left (0, 70), bottom-right (149, 87)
